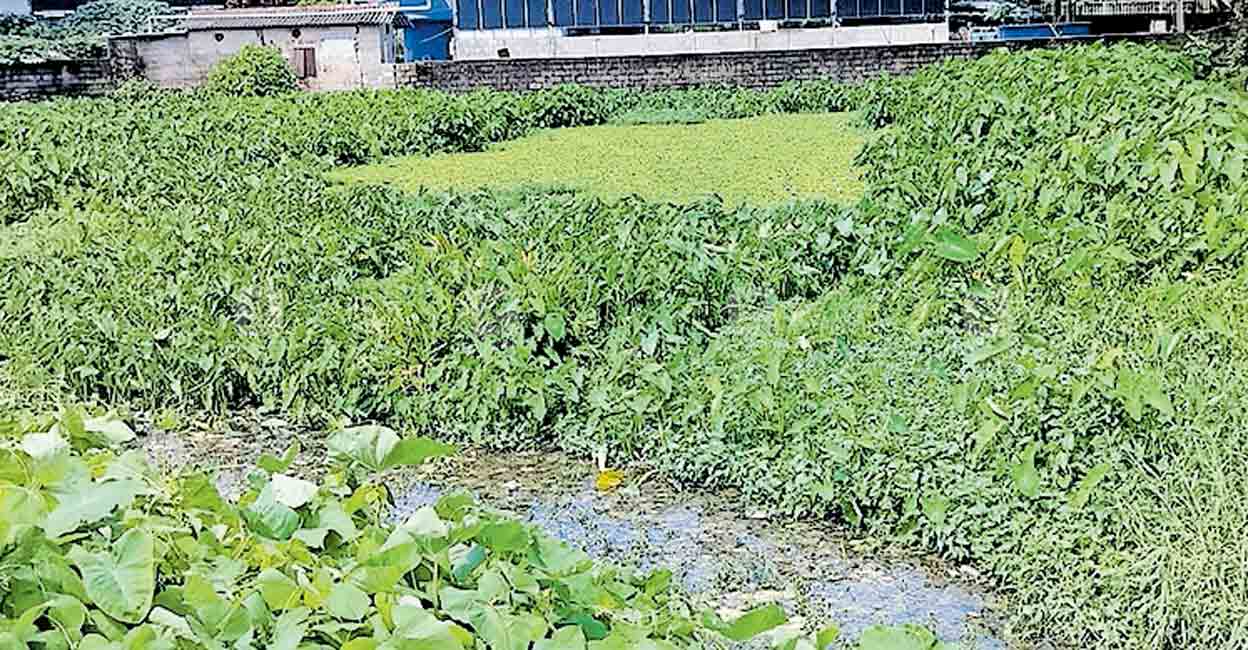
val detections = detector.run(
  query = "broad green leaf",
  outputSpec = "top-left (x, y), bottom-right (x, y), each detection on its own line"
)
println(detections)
top-left (920, 495), bottom-right (949, 526)
top-left (83, 416), bottom-right (136, 445)
top-left (270, 474), bottom-right (318, 509)
top-left (293, 527), bottom-right (329, 548)
top-left (479, 521), bottom-right (530, 554)
top-left (314, 501), bottom-right (358, 542)
top-left (1011, 442), bottom-right (1041, 498)
top-left (931, 229), bottom-right (978, 263)
top-left (544, 313), bottom-right (567, 342)
top-left (452, 544), bottom-right (488, 582)
top-left (68, 528), bottom-right (155, 624)
top-left (326, 583), bottom-right (370, 621)
top-left (393, 606), bottom-right (467, 648)
top-left (1068, 463), bottom-right (1111, 511)
top-left (242, 483), bottom-right (300, 540)
top-left (257, 568), bottom-right (301, 610)
top-left (535, 625), bottom-right (587, 650)
top-left (270, 608), bottom-right (309, 650)
top-left (816, 624), bottom-right (840, 650)
top-left (722, 603), bottom-right (787, 642)
top-left (382, 438), bottom-right (456, 471)
top-left (257, 442), bottom-right (300, 474)
top-left (44, 479), bottom-right (144, 538)
top-left (398, 506), bottom-right (449, 538)
top-left (856, 624), bottom-right (938, 650)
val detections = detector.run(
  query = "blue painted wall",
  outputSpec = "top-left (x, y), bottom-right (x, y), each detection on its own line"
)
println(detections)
top-left (401, 0), bottom-right (453, 60)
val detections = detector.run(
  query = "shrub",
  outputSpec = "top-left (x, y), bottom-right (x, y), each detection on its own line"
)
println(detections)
top-left (609, 108), bottom-right (706, 125)
top-left (520, 83), bottom-right (611, 129)
top-left (0, 409), bottom-right (816, 648)
top-left (109, 76), bottom-right (162, 100)
top-left (58, 0), bottom-right (174, 34)
top-left (203, 44), bottom-right (299, 97)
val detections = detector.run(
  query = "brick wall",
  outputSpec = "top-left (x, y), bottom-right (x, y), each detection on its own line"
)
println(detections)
top-left (0, 59), bottom-right (112, 101)
top-left (395, 34), bottom-right (1166, 92)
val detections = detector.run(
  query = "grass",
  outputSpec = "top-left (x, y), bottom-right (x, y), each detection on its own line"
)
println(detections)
top-left (330, 113), bottom-right (865, 206)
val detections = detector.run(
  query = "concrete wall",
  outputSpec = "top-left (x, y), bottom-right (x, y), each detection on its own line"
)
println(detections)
top-left (453, 23), bottom-right (949, 60)
top-left (396, 34), bottom-right (1166, 92)
top-left (110, 24), bottom-right (397, 92)
top-left (0, 59), bottom-right (111, 101)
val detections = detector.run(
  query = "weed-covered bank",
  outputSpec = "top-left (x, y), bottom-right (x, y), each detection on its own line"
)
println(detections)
top-left (2, 43), bottom-right (1247, 649)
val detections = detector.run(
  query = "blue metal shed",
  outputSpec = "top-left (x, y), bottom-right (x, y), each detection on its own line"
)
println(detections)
top-left (399, 0), bottom-right (453, 61)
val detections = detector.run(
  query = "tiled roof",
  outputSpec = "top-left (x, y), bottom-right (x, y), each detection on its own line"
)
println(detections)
top-left (178, 6), bottom-right (411, 30)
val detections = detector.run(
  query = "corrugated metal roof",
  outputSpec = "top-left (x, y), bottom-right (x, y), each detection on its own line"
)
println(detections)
top-left (177, 6), bottom-right (411, 30)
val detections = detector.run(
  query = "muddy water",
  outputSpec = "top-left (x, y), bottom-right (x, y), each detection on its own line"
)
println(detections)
top-left (141, 422), bottom-right (1012, 649)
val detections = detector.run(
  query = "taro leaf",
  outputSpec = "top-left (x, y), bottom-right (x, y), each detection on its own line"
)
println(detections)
top-left (530, 535), bottom-right (589, 576)
top-left (856, 624), bottom-right (940, 650)
top-left (327, 425), bottom-right (454, 474)
top-left (148, 607), bottom-right (195, 640)
top-left (82, 416), bottom-right (136, 446)
top-left (1011, 442), bottom-right (1041, 499)
top-left (544, 313), bottom-right (567, 342)
top-left (21, 431), bottom-right (68, 460)
top-left (67, 528), bottom-right (155, 624)
top-left (478, 521), bottom-right (530, 554)
top-left (257, 568), bottom-right (301, 610)
top-left (721, 603), bottom-right (787, 642)
top-left (534, 625), bottom-right (587, 650)
top-left (243, 483), bottom-right (300, 541)
top-left (920, 495), bottom-right (949, 526)
top-left (398, 505), bottom-right (449, 538)
top-left (326, 583), bottom-right (370, 621)
top-left (270, 474), bottom-right (318, 509)
top-left (452, 544), bottom-right (488, 582)
top-left (435, 492), bottom-right (476, 522)
top-left (393, 605), bottom-right (469, 648)
top-left (471, 606), bottom-right (545, 650)
top-left (816, 624), bottom-right (840, 650)
top-left (559, 612), bottom-right (609, 641)
top-left (293, 527), bottom-right (329, 548)
top-left (47, 594), bottom-right (87, 641)
top-left (931, 228), bottom-right (978, 263)
top-left (383, 438), bottom-right (455, 471)
top-left (1068, 463), bottom-right (1111, 511)
top-left (327, 425), bottom-right (400, 472)
top-left (271, 608), bottom-right (309, 650)
top-left (258, 442), bottom-right (300, 474)
top-left (314, 501), bottom-right (358, 543)
top-left (44, 478), bottom-right (144, 538)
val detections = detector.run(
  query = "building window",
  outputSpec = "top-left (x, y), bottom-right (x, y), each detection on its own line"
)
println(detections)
top-left (291, 28), bottom-right (301, 38)
top-left (293, 47), bottom-right (316, 79)
top-left (213, 33), bottom-right (224, 42)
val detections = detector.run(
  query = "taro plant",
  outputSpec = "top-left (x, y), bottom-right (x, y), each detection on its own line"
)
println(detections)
top-left (0, 409), bottom-right (805, 649)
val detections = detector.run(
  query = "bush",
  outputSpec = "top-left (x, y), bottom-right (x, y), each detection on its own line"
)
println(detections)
top-left (58, 0), bottom-right (174, 34)
top-left (520, 84), bottom-right (611, 129)
top-left (204, 44), bottom-right (299, 97)
top-left (0, 409), bottom-right (814, 649)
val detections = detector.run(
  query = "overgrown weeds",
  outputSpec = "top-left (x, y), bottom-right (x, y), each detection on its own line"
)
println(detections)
top-left (2, 42), bottom-right (1246, 649)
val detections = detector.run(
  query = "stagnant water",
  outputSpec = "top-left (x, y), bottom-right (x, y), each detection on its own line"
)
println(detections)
top-left (146, 424), bottom-right (1011, 649)
top-left (387, 479), bottom-right (1007, 650)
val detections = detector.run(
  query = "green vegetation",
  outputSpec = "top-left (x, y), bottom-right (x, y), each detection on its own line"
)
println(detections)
top-left (332, 113), bottom-right (864, 206)
top-left (0, 408), bottom-right (828, 649)
top-left (0, 0), bottom-right (172, 64)
top-left (204, 45), bottom-right (300, 97)
top-left (2, 43), bottom-right (1247, 649)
